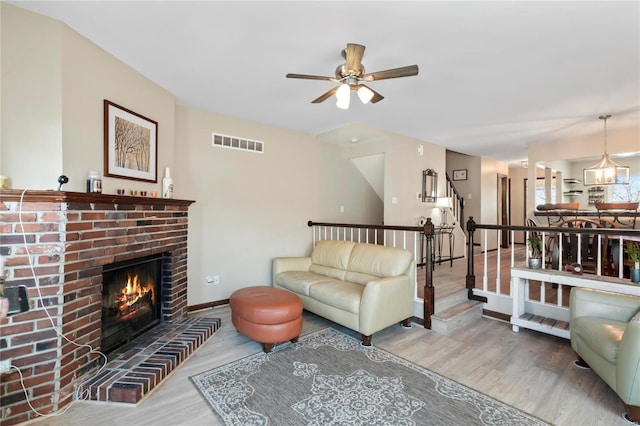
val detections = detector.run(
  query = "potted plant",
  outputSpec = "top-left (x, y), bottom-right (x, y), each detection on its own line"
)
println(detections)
top-left (625, 241), bottom-right (640, 283)
top-left (528, 235), bottom-right (542, 269)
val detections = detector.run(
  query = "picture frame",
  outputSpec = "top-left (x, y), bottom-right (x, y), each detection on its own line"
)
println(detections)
top-left (453, 169), bottom-right (468, 181)
top-left (104, 100), bottom-right (158, 183)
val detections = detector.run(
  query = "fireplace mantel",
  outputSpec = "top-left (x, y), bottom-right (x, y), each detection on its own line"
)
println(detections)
top-left (0, 189), bottom-right (194, 207)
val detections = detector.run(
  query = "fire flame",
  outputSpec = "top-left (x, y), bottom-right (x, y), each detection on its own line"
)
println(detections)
top-left (117, 274), bottom-right (155, 314)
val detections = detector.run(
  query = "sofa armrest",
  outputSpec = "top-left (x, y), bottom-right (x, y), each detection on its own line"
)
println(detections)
top-left (617, 314), bottom-right (640, 405)
top-left (359, 275), bottom-right (413, 336)
top-left (272, 257), bottom-right (312, 283)
top-left (570, 287), bottom-right (640, 324)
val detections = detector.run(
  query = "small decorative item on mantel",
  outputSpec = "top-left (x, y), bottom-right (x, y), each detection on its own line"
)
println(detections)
top-left (625, 242), bottom-right (640, 283)
top-left (527, 235), bottom-right (542, 269)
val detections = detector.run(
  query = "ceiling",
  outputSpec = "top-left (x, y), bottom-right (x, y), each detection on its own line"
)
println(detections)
top-left (10, 1), bottom-right (640, 164)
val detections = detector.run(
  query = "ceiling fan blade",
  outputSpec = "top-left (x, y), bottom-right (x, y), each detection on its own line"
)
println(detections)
top-left (363, 65), bottom-right (419, 81)
top-left (286, 73), bottom-right (335, 81)
top-left (345, 43), bottom-right (365, 73)
top-left (311, 87), bottom-right (339, 103)
top-left (360, 84), bottom-right (385, 103)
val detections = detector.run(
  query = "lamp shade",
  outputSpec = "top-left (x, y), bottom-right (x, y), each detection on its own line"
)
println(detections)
top-left (335, 84), bottom-right (350, 110)
top-left (436, 197), bottom-right (453, 209)
top-left (357, 85), bottom-right (374, 104)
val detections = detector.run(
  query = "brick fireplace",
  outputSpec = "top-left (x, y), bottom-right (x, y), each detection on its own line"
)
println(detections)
top-left (0, 190), bottom-right (203, 425)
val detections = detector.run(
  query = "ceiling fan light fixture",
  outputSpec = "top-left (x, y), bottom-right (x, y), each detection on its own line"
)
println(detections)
top-left (583, 115), bottom-right (630, 186)
top-left (335, 83), bottom-right (351, 109)
top-left (357, 85), bottom-right (374, 104)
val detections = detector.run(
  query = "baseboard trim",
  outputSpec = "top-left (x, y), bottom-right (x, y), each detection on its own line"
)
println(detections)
top-left (188, 299), bottom-right (230, 312)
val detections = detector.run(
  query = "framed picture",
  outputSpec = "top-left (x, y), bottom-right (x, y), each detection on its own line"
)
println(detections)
top-left (453, 169), bottom-right (467, 181)
top-left (104, 100), bottom-right (158, 182)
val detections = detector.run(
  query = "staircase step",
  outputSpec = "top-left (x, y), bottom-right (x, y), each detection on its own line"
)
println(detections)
top-left (434, 289), bottom-right (468, 312)
top-left (431, 300), bottom-right (483, 335)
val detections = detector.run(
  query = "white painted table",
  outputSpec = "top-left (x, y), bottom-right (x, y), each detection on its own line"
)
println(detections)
top-left (510, 267), bottom-right (640, 339)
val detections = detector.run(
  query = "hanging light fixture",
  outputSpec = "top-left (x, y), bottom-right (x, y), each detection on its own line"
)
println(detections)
top-left (583, 115), bottom-right (630, 186)
top-left (335, 79), bottom-right (375, 109)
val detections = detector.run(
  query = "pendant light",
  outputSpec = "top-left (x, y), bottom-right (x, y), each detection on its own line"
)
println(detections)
top-left (583, 115), bottom-right (630, 186)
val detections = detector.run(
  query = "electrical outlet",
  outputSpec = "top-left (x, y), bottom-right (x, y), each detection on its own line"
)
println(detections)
top-left (0, 359), bottom-right (11, 374)
top-left (213, 275), bottom-right (220, 285)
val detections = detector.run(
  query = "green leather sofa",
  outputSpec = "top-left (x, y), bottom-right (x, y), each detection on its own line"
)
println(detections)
top-left (570, 287), bottom-right (640, 422)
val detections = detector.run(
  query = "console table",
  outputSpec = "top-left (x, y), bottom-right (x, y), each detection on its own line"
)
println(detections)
top-left (510, 267), bottom-right (640, 339)
top-left (435, 225), bottom-right (455, 267)
top-left (418, 225), bottom-right (456, 269)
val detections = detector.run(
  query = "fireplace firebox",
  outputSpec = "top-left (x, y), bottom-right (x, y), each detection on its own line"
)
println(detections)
top-left (101, 254), bottom-right (164, 355)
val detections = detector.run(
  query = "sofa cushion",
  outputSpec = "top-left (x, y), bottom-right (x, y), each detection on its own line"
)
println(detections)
top-left (309, 264), bottom-right (347, 281)
top-left (574, 316), bottom-right (627, 364)
top-left (344, 271), bottom-right (380, 286)
top-left (309, 281), bottom-right (364, 314)
top-left (347, 243), bottom-right (412, 278)
top-left (276, 271), bottom-right (339, 296)
top-left (311, 240), bottom-right (355, 270)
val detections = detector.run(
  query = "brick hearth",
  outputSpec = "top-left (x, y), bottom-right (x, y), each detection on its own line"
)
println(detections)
top-left (82, 317), bottom-right (220, 404)
top-left (0, 190), bottom-right (197, 425)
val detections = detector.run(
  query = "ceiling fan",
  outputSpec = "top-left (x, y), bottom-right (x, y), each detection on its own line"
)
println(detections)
top-left (286, 43), bottom-right (419, 109)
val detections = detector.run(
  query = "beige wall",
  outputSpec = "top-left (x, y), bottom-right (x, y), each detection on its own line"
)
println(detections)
top-left (0, 3), bottom-right (393, 306)
top-left (0, 3), bottom-right (175, 193)
top-left (60, 24), bottom-right (176, 194)
top-left (1, 4), bottom-right (63, 189)
top-left (508, 165), bottom-right (527, 243)
top-left (446, 150), bottom-right (482, 227)
top-left (174, 105), bottom-right (384, 304)
top-left (480, 157), bottom-right (509, 251)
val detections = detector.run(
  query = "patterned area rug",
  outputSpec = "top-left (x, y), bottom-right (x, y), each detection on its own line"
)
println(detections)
top-left (191, 328), bottom-right (550, 425)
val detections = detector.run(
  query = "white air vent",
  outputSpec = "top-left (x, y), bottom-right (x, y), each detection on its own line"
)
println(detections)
top-left (212, 133), bottom-right (264, 154)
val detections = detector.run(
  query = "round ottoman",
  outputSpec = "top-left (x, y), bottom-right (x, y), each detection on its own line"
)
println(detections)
top-left (230, 286), bottom-right (303, 353)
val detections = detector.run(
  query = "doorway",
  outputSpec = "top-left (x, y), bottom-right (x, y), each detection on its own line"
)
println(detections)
top-left (497, 174), bottom-right (510, 248)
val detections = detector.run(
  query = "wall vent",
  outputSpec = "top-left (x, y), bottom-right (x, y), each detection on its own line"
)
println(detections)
top-left (212, 132), bottom-right (264, 153)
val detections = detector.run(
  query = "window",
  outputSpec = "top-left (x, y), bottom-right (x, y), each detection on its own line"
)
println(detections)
top-left (535, 177), bottom-right (556, 207)
top-left (610, 175), bottom-right (640, 202)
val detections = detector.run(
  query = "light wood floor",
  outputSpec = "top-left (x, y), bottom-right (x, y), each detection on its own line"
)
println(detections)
top-left (419, 245), bottom-right (572, 307)
top-left (30, 304), bottom-right (627, 425)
